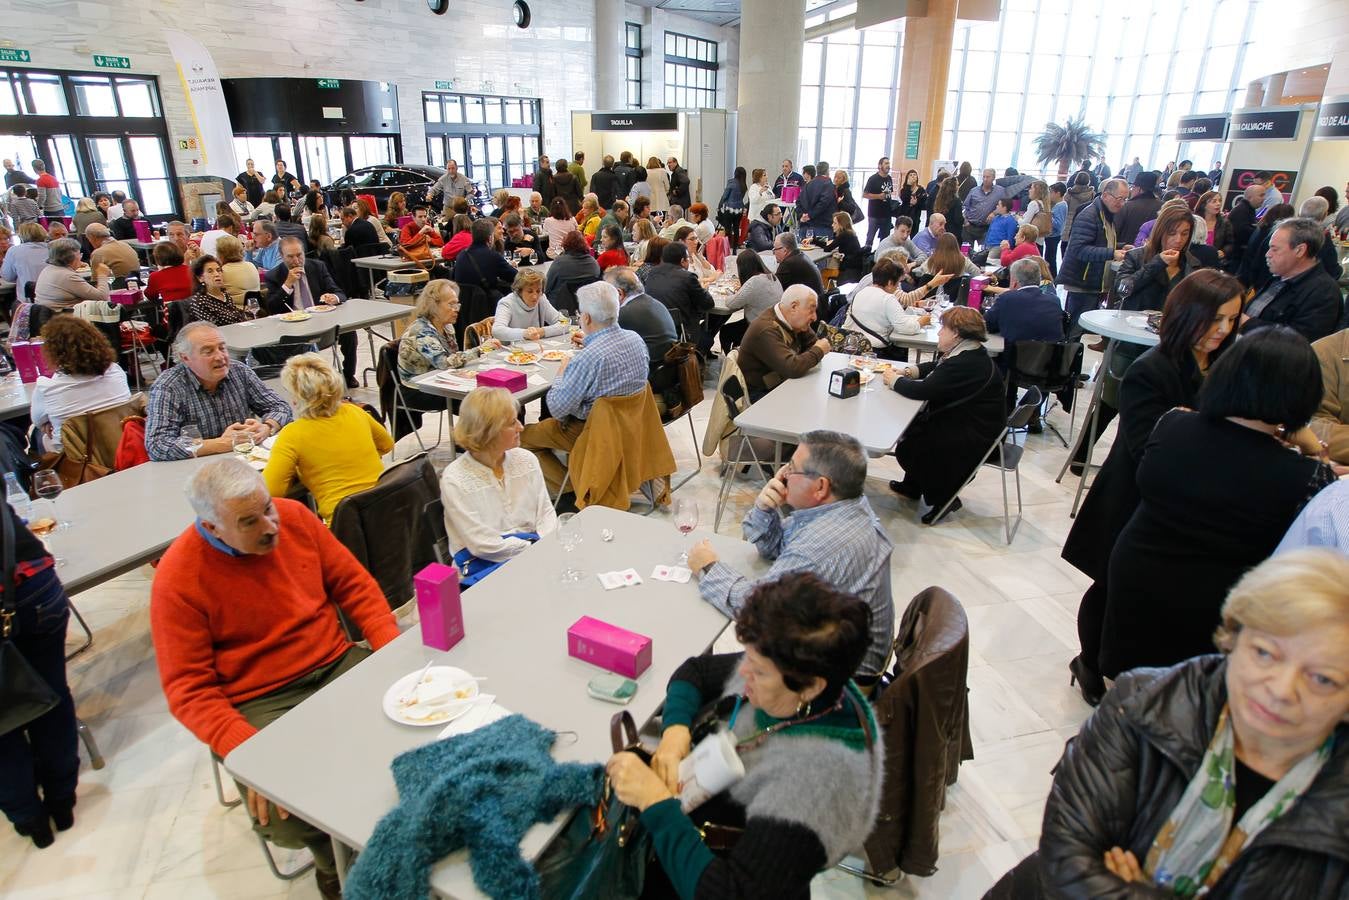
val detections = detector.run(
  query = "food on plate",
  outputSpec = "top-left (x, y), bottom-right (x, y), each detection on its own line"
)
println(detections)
top-left (540, 350), bottom-right (570, 362)
top-left (849, 357), bottom-right (893, 371)
top-left (505, 350), bottom-right (539, 365)
top-left (279, 312), bottom-right (311, 322)
top-left (310, 304), bottom-right (336, 313)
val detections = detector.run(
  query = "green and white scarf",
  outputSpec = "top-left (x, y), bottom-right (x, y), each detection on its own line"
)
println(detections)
top-left (1144, 705), bottom-right (1333, 897)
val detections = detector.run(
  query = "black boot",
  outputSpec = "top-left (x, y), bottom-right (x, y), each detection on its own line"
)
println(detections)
top-left (921, 497), bottom-right (961, 525)
top-left (15, 818), bottom-right (54, 848)
top-left (888, 479), bottom-right (922, 500)
top-left (44, 794), bottom-right (76, 832)
top-left (1069, 655), bottom-right (1107, 707)
top-left (315, 869), bottom-right (342, 900)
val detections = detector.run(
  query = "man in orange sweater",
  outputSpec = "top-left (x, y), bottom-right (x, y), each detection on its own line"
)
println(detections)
top-left (151, 458), bottom-right (399, 899)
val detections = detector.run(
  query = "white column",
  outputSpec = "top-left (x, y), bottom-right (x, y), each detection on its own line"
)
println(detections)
top-left (735, 0), bottom-right (804, 173)
top-left (595, 0), bottom-right (627, 110)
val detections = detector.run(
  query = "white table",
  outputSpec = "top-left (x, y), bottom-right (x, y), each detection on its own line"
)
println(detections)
top-left (352, 252), bottom-right (428, 297)
top-left (892, 324), bottom-right (1005, 361)
top-left (0, 377), bottom-right (35, 421)
top-left (216, 298), bottom-right (412, 354)
top-left (758, 246), bottom-right (827, 274)
top-left (1060, 308), bottom-right (1159, 515)
top-left (225, 504), bottom-right (768, 898)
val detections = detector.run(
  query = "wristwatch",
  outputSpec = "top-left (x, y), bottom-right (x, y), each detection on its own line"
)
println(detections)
top-left (699, 560), bottom-right (716, 576)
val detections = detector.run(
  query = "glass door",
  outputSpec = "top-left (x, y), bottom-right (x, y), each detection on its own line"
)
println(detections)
top-left (300, 135), bottom-right (346, 188)
top-left (86, 136), bottom-right (131, 198)
top-left (41, 135), bottom-right (87, 200)
top-left (128, 136), bottom-right (173, 215)
top-left (348, 136), bottom-right (394, 171)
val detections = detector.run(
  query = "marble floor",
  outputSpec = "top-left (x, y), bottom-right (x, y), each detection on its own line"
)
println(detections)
top-left (0, 338), bottom-right (1109, 900)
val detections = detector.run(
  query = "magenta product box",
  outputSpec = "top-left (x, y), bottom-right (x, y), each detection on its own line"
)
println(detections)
top-left (133, 219), bottom-right (153, 242)
top-left (967, 276), bottom-right (989, 311)
top-left (414, 562), bottom-right (464, 652)
top-left (109, 289), bottom-right (140, 306)
top-left (567, 615), bottom-right (652, 679)
top-left (11, 342), bottom-right (40, 383)
top-left (475, 367), bottom-right (527, 392)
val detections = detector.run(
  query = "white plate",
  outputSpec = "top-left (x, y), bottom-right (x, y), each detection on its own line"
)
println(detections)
top-left (382, 665), bottom-right (481, 727)
top-left (1126, 315), bottom-right (1148, 330)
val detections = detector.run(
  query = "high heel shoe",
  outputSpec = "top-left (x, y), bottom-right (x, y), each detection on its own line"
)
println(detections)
top-left (1068, 655), bottom-right (1107, 707)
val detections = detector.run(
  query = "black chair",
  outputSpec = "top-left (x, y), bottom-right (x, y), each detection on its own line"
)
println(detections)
top-left (423, 497), bottom-right (451, 566)
top-left (455, 283), bottom-right (495, 350)
top-left (28, 304), bottom-right (62, 337)
top-left (375, 341), bottom-right (447, 449)
top-left (550, 275), bottom-right (598, 314)
top-left (1004, 339), bottom-right (1084, 448)
top-left (244, 325), bottom-right (338, 380)
top-left (165, 299), bottom-right (191, 348)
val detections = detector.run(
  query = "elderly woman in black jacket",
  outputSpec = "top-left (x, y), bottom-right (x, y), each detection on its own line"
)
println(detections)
top-left (986, 549), bottom-right (1349, 899)
top-left (1061, 269), bottom-right (1243, 705)
top-left (882, 306), bottom-right (1005, 525)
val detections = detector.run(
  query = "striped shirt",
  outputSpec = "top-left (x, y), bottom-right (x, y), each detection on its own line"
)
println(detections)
top-left (1276, 479), bottom-right (1349, 555)
top-left (699, 496), bottom-right (895, 676)
top-left (145, 360), bottom-right (293, 461)
top-left (545, 324), bottom-right (649, 421)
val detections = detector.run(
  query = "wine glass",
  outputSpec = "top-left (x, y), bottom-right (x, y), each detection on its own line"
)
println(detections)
top-left (180, 425), bottom-right (204, 456)
top-left (557, 513), bottom-right (583, 584)
top-left (28, 498), bottom-right (64, 567)
top-left (860, 349), bottom-right (879, 392)
top-left (32, 470), bottom-right (68, 530)
top-left (245, 294), bottom-right (261, 319)
top-left (232, 432), bottom-right (256, 458)
top-left (673, 498), bottom-right (698, 564)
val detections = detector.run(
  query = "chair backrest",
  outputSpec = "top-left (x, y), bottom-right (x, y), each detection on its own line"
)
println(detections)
top-left (464, 316), bottom-right (494, 349)
top-left (1008, 340), bottom-right (1082, 393)
top-left (551, 274), bottom-right (598, 314)
top-left (422, 497), bottom-right (450, 565)
top-left (329, 453), bottom-right (440, 609)
top-left (279, 323), bottom-right (339, 351)
top-left (454, 283), bottom-right (493, 349)
top-left (58, 393), bottom-right (149, 471)
top-left (1006, 385), bottom-right (1042, 430)
top-left (375, 340), bottom-right (402, 425)
top-left (246, 338), bottom-right (320, 380)
top-left (165, 299), bottom-right (191, 346)
top-left (569, 386), bottom-right (676, 510)
top-left (28, 304), bottom-right (60, 337)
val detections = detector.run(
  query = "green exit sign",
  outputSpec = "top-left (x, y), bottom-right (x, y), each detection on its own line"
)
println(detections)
top-left (0, 49), bottom-right (31, 63)
top-left (93, 54), bottom-right (131, 69)
top-left (316, 78), bottom-right (341, 89)
top-left (434, 80), bottom-right (454, 91)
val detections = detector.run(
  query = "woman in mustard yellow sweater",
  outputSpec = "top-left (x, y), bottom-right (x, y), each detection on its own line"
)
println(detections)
top-left (264, 353), bottom-right (394, 523)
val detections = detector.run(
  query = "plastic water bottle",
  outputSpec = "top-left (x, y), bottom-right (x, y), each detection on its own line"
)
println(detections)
top-left (5, 472), bottom-right (31, 521)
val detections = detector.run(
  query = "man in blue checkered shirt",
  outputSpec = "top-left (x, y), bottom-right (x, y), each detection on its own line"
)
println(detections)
top-left (519, 281), bottom-right (649, 492)
top-left (145, 322), bottom-right (293, 461)
top-left (687, 430), bottom-right (895, 679)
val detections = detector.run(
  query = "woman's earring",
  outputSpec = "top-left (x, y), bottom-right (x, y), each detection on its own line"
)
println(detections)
top-left (795, 697), bottom-right (811, 718)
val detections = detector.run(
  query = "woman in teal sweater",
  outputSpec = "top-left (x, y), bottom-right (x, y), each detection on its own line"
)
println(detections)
top-left (607, 571), bottom-right (885, 898)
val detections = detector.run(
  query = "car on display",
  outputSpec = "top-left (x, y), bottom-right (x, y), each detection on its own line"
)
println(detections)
top-left (322, 164), bottom-right (447, 212)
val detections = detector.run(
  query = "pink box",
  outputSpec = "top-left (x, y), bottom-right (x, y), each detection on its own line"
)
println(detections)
top-left (967, 276), bottom-right (989, 312)
top-left (567, 615), bottom-right (652, 679)
top-left (109, 289), bottom-right (140, 306)
top-left (781, 185), bottom-right (800, 204)
top-left (414, 562), bottom-right (465, 652)
top-left (11, 341), bottom-right (42, 383)
top-left (475, 367), bottom-right (527, 392)
top-left (133, 220), bottom-right (153, 242)
top-left (396, 215), bottom-right (414, 229)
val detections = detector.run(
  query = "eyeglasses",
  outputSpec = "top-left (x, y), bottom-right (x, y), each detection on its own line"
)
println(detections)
top-left (1106, 193), bottom-right (1129, 202)
top-left (783, 463), bottom-right (822, 481)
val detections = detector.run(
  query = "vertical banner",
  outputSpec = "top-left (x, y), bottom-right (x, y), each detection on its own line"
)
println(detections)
top-left (163, 31), bottom-right (237, 181)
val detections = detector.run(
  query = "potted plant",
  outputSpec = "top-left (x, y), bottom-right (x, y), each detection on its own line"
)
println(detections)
top-left (1034, 117), bottom-right (1107, 180)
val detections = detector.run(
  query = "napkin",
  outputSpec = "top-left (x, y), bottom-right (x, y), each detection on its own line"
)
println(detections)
top-left (598, 569), bottom-right (643, 590)
top-left (436, 695), bottom-right (511, 739)
top-left (527, 374), bottom-right (547, 386)
top-left (432, 372), bottom-right (478, 391)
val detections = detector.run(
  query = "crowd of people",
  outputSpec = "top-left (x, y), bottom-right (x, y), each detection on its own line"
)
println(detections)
top-left (2, 142), bottom-right (1347, 900)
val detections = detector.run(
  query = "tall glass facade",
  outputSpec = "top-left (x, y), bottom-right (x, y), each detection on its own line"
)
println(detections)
top-left (797, 0), bottom-right (1265, 178)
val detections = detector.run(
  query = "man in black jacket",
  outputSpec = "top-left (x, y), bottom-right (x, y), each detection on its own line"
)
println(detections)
top-left (795, 165), bottom-right (836, 241)
top-left (339, 204), bottom-right (381, 249)
top-left (746, 204), bottom-right (783, 252)
top-left (265, 237), bottom-right (360, 386)
top-left (1224, 183), bottom-right (1266, 276)
top-left (591, 156), bottom-right (620, 210)
top-left (1112, 171), bottom-right (1160, 247)
top-left (666, 157), bottom-right (691, 209)
top-left (1242, 217), bottom-right (1343, 343)
top-left (608, 266), bottom-right (677, 385)
top-left (613, 151), bottom-right (637, 199)
top-left (642, 242), bottom-right (713, 350)
top-left (771, 232), bottom-right (825, 300)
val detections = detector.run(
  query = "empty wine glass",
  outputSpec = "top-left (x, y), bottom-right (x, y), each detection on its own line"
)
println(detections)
top-left (673, 498), bottom-right (698, 564)
top-left (245, 294), bottom-right (261, 319)
top-left (32, 470), bottom-right (68, 530)
top-left (180, 425), bottom-right (203, 456)
top-left (557, 513), bottom-right (583, 584)
top-left (860, 349), bottom-right (879, 392)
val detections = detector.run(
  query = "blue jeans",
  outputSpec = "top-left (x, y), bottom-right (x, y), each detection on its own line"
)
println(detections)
top-left (865, 216), bottom-right (892, 247)
top-left (1065, 291), bottom-right (1103, 338)
top-left (0, 566), bottom-right (78, 828)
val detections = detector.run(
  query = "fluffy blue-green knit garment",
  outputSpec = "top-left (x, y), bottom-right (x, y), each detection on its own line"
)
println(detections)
top-left (345, 714), bottom-right (603, 900)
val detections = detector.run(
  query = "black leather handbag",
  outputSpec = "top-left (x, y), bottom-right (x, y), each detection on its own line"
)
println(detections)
top-left (0, 504), bottom-right (59, 737)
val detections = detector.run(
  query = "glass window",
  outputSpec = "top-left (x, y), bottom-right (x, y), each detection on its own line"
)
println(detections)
top-left (1170, 50), bottom-right (1203, 95)
top-left (986, 132), bottom-right (1016, 166)
top-left (1199, 47), bottom-right (1238, 91)
top-left (800, 86), bottom-right (819, 128)
top-left (444, 96), bottom-right (463, 124)
top-left (425, 96), bottom-right (442, 123)
top-left (824, 41), bottom-right (857, 85)
top-left (86, 137), bottom-right (130, 197)
top-left (301, 135), bottom-right (345, 186)
top-left (861, 40), bottom-right (895, 88)
top-left (995, 53), bottom-right (1028, 90)
top-left (853, 130), bottom-right (887, 170)
top-left (485, 98), bottom-right (503, 125)
top-left (962, 52), bottom-right (996, 92)
top-left (958, 92), bottom-right (990, 131)
top-left (116, 79), bottom-right (157, 117)
top-left (858, 88), bottom-right (891, 128)
top-left (0, 76), bottom-right (17, 116)
top-left (73, 77), bottom-right (117, 116)
top-left (465, 96), bottom-right (484, 124)
top-left (821, 86), bottom-right (854, 128)
top-left (818, 129), bottom-right (847, 171)
top-left (427, 137), bottom-right (445, 167)
top-left (626, 22), bottom-right (641, 51)
top-left (128, 136), bottom-right (173, 215)
top-left (349, 136), bottom-right (394, 171)
top-left (21, 74), bottom-right (67, 116)
top-left (47, 135), bottom-right (85, 199)
top-left (233, 136), bottom-right (276, 175)
top-left (802, 41), bottom-right (823, 81)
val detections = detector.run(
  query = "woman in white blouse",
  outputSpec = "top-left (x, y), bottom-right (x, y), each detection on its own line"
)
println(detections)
top-left (844, 258), bottom-right (953, 359)
top-left (745, 167), bottom-right (775, 226)
top-left (440, 387), bottom-right (557, 569)
top-left (30, 315), bottom-right (131, 452)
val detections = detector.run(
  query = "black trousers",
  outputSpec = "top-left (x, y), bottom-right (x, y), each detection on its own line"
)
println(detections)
top-left (1043, 236), bottom-right (1060, 277)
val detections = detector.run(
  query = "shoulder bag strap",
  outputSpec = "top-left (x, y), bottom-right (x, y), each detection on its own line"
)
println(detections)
top-left (921, 353), bottom-right (999, 418)
top-left (1, 500), bottom-right (15, 631)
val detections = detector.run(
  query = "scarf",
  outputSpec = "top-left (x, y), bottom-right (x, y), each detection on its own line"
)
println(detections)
top-left (1144, 705), bottom-right (1333, 896)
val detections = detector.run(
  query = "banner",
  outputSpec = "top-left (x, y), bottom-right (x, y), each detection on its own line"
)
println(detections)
top-left (1223, 167), bottom-right (1297, 211)
top-left (1176, 114), bottom-right (1228, 141)
top-left (1315, 98), bottom-right (1349, 140)
top-left (164, 31), bottom-right (237, 181)
top-left (1228, 108), bottom-right (1301, 141)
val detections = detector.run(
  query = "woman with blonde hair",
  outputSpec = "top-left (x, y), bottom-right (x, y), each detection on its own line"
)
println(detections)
top-left (397, 279), bottom-right (497, 382)
top-left (71, 196), bottom-right (104, 237)
top-left (307, 212), bottom-right (336, 254)
top-left (988, 548), bottom-right (1349, 898)
top-left (1019, 180), bottom-right (1051, 248)
top-left (214, 234), bottom-right (260, 307)
top-left (919, 232), bottom-right (979, 281)
top-left (630, 217), bottom-right (658, 264)
top-left (576, 193), bottom-right (603, 240)
top-left (493, 267), bottom-right (567, 342)
top-left (381, 191), bottom-right (409, 231)
top-left (263, 353), bottom-right (393, 524)
top-left (438, 387), bottom-right (556, 580)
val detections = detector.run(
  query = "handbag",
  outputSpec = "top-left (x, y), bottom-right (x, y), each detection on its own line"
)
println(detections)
top-left (535, 711), bottom-right (652, 899)
top-left (0, 501), bottom-right (60, 736)
top-left (662, 341), bottom-right (704, 416)
top-left (451, 532), bottom-right (539, 588)
top-left (36, 451), bottom-right (110, 490)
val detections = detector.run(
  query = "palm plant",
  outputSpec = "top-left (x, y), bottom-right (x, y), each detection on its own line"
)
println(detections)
top-left (1034, 117), bottom-right (1107, 179)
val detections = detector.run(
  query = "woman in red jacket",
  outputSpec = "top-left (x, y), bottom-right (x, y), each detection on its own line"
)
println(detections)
top-left (144, 241), bottom-right (194, 303)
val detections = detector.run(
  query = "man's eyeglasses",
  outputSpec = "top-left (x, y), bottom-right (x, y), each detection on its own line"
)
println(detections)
top-left (783, 464), bottom-right (822, 481)
top-left (1107, 192), bottom-right (1129, 202)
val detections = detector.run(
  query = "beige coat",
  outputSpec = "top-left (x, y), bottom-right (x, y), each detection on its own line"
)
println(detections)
top-left (1311, 329), bottom-right (1349, 464)
top-left (646, 165), bottom-right (670, 212)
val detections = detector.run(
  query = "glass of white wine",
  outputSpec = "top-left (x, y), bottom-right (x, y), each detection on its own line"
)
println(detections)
top-left (232, 432), bottom-right (256, 458)
top-left (557, 513), bottom-right (584, 584)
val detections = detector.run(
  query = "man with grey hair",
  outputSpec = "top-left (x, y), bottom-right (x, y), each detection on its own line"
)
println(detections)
top-left (985, 256), bottom-right (1066, 431)
top-left (687, 429), bottom-right (895, 681)
top-left (608, 266), bottom-right (677, 369)
top-left (246, 219), bottom-right (279, 269)
top-left (1299, 196), bottom-right (1344, 281)
top-left (33, 238), bottom-right (112, 310)
top-left (144, 322), bottom-right (291, 460)
top-left (737, 283), bottom-right (832, 401)
top-left (519, 280), bottom-right (650, 492)
top-left (85, 221), bottom-right (140, 277)
top-left (771, 230), bottom-right (826, 299)
top-left (1243, 216), bottom-right (1342, 343)
top-left (151, 457), bottom-right (397, 900)
top-left (961, 167), bottom-right (1006, 246)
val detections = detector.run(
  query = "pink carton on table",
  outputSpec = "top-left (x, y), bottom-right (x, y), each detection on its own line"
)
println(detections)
top-left (396, 215), bottom-right (414, 229)
top-left (11, 341), bottom-right (42, 383)
top-left (414, 562), bottom-right (465, 651)
top-left (781, 185), bottom-right (800, 204)
top-left (132, 219), bottom-right (153, 242)
top-left (567, 615), bottom-right (652, 679)
top-left (475, 367), bottom-right (527, 392)
top-left (109, 289), bottom-right (140, 306)
top-left (966, 276), bottom-right (989, 311)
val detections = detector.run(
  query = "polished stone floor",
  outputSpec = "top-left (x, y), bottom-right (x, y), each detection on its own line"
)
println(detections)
top-left (0, 341), bottom-right (1107, 899)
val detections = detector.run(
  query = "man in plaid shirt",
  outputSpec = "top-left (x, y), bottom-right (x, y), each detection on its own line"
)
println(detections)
top-left (145, 322), bottom-right (292, 461)
top-left (687, 430), bottom-right (895, 679)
